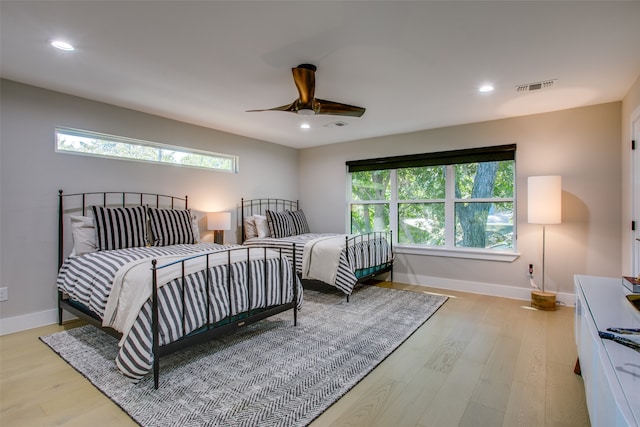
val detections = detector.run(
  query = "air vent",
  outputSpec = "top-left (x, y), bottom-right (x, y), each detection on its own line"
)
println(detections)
top-left (516, 79), bottom-right (557, 93)
top-left (324, 121), bottom-right (348, 128)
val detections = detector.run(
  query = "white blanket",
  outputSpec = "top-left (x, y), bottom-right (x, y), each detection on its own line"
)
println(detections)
top-left (103, 248), bottom-right (279, 346)
top-left (302, 235), bottom-right (349, 286)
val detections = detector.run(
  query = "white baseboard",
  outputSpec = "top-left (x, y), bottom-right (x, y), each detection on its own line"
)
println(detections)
top-left (0, 308), bottom-right (76, 336)
top-left (392, 272), bottom-right (575, 307)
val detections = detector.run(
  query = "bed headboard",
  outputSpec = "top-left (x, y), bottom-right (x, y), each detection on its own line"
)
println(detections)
top-left (58, 190), bottom-right (188, 267)
top-left (240, 198), bottom-right (298, 242)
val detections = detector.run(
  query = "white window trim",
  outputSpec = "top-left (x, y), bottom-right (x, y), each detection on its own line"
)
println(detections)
top-left (394, 244), bottom-right (520, 262)
top-left (55, 127), bottom-right (238, 173)
top-left (348, 161), bottom-right (517, 261)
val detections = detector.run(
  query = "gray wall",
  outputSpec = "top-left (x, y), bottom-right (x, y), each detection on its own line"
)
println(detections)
top-left (0, 79), bottom-right (298, 324)
top-left (299, 102), bottom-right (623, 300)
top-left (2, 75), bottom-right (637, 331)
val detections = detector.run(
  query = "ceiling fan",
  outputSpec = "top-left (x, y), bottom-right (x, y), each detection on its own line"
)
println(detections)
top-left (246, 64), bottom-right (366, 117)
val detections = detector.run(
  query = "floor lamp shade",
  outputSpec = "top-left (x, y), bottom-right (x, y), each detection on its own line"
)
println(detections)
top-left (207, 211), bottom-right (231, 244)
top-left (528, 176), bottom-right (562, 225)
top-left (527, 175), bottom-right (561, 311)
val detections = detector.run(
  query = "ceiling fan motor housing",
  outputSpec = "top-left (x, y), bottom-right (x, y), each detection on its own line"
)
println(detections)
top-left (297, 63), bottom-right (317, 72)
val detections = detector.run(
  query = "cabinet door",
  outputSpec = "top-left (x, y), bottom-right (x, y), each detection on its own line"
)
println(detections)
top-left (574, 277), bottom-right (639, 427)
top-left (579, 298), bottom-right (598, 422)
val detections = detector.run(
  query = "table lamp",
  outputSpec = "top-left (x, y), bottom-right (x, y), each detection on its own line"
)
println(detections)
top-left (207, 211), bottom-right (231, 244)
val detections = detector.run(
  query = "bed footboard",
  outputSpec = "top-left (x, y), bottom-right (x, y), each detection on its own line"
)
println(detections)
top-left (345, 231), bottom-right (394, 281)
top-left (150, 246), bottom-right (298, 389)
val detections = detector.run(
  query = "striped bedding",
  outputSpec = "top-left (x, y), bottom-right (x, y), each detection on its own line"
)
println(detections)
top-left (243, 233), bottom-right (392, 295)
top-left (57, 243), bottom-right (302, 381)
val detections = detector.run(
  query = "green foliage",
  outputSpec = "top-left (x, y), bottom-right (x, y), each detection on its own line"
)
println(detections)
top-left (350, 160), bottom-right (515, 250)
top-left (398, 166), bottom-right (445, 200)
top-left (398, 202), bottom-right (445, 245)
top-left (456, 161), bottom-right (513, 198)
top-left (351, 170), bottom-right (390, 201)
top-left (350, 203), bottom-right (389, 234)
top-left (56, 131), bottom-right (235, 172)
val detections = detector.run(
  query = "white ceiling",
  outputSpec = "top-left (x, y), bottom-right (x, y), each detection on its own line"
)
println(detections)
top-left (2, 1), bottom-right (639, 149)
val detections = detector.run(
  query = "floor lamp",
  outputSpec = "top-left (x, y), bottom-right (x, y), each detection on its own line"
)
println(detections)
top-left (528, 175), bottom-right (561, 311)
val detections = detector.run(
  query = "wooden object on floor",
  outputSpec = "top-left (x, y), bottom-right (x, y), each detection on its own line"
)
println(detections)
top-left (531, 290), bottom-right (556, 311)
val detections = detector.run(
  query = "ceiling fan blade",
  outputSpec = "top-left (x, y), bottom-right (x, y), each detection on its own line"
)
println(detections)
top-left (315, 98), bottom-right (366, 117)
top-left (246, 101), bottom-right (296, 113)
top-left (292, 64), bottom-right (317, 106)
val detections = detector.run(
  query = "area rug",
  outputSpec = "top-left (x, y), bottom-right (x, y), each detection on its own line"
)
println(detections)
top-left (41, 286), bottom-right (447, 427)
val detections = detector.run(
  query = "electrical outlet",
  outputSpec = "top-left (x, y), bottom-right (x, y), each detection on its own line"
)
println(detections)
top-left (528, 264), bottom-right (534, 277)
top-left (0, 287), bottom-right (7, 302)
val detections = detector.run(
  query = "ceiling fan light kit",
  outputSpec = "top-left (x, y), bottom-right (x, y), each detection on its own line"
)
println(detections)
top-left (247, 64), bottom-right (366, 118)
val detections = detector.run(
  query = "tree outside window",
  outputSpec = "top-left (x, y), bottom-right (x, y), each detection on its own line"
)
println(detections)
top-left (55, 127), bottom-right (237, 173)
top-left (348, 145), bottom-right (515, 252)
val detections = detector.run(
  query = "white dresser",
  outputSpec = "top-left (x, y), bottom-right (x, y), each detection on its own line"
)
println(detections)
top-left (574, 275), bottom-right (640, 427)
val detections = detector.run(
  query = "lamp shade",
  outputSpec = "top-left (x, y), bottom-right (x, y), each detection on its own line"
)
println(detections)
top-left (528, 176), bottom-right (562, 224)
top-left (207, 211), bottom-right (231, 231)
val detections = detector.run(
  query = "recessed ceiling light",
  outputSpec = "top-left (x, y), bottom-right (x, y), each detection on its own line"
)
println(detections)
top-left (51, 40), bottom-right (75, 51)
top-left (300, 123), bottom-right (310, 129)
top-left (479, 84), bottom-right (494, 93)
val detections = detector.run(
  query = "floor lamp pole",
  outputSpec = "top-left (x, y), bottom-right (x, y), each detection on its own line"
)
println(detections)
top-left (542, 224), bottom-right (546, 293)
top-left (531, 223), bottom-right (556, 310)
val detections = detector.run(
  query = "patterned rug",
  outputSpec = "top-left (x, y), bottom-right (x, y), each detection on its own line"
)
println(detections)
top-left (41, 286), bottom-right (447, 427)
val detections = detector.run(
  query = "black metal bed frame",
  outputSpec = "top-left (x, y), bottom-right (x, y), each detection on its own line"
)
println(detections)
top-left (240, 198), bottom-right (394, 299)
top-left (57, 190), bottom-right (297, 389)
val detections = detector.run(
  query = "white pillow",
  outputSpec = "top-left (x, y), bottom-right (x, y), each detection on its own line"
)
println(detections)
top-left (70, 215), bottom-right (97, 256)
top-left (244, 215), bottom-right (258, 239)
top-left (254, 214), bottom-right (271, 238)
top-left (192, 214), bottom-right (201, 243)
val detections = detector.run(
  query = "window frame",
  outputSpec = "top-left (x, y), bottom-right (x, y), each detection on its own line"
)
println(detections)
top-left (55, 127), bottom-right (238, 173)
top-left (347, 145), bottom-right (519, 262)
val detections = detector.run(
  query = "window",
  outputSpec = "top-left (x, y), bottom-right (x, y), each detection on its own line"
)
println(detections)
top-left (55, 127), bottom-right (238, 173)
top-left (348, 145), bottom-right (516, 257)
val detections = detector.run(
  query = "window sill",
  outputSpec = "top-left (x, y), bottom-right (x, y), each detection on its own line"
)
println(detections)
top-left (393, 245), bottom-right (520, 262)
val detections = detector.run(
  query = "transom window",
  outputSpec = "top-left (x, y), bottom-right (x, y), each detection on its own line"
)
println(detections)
top-left (347, 145), bottom-right (516, 254)
top-left (55, 127), bottom-right (238, 173)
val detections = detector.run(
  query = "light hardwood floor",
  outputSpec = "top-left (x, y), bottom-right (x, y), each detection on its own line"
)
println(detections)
top-left (0, 283), bottom-right (590, 427)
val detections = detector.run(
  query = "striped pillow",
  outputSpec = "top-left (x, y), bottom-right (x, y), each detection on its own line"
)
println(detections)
top-left (91, 205), bottom-right (147, 251)
top-left (266, 210), bottom-right (295, 238)
top-left (288, 209), bottom-right (310, 235)
top-left (148, 208), bottom-right (195, 246)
